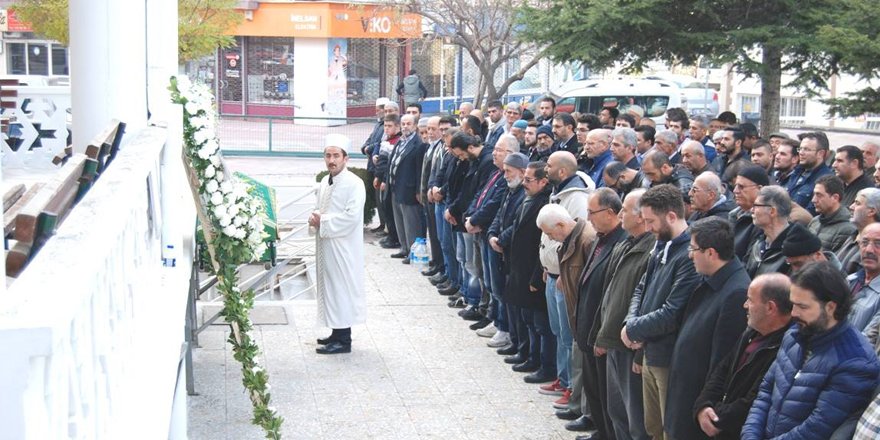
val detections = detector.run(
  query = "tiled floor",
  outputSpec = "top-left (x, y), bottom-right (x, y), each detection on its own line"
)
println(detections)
top-left (187, 232), bottom-right (576, 439)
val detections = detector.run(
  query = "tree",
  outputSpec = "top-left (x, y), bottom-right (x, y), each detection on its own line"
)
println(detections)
top-left (12, 0), bottom-right (241, 63)
top-left (403, 0), bottom-right (545, 108)
top-left (520, 0), bottom-right (880, 136)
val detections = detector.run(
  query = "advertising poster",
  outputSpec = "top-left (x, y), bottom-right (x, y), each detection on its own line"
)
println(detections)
top-left (326, 38), bottom-right (348, 120)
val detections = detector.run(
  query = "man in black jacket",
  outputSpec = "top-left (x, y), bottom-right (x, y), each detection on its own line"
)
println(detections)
top-left (693, 274), bottom-right (793, 440)
top-left (363, 97), bottom-right (390, 233)
top-left (622, 184), bottom-right (701, 440)
top-left (665, 217), bottom-right (750, 440)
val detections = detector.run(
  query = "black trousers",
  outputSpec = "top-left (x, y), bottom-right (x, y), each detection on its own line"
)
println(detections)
top-left (380, 185), bottom-right (397, 242)
top-left (424, 201), bottom-right (443, 268)
top-left (583, 346), bottom-right (615, 440)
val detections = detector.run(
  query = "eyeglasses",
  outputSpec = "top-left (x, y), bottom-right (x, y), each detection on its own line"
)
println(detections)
top-left (752, 203), bottom-right (772, 209)
top-left (688, 186), bottom-right (706, 193)
top-left (688, 246), bottom-right (706, 254)
top-left (552, 124), bottom-right (564, 129)
top-left (589, 207), bottom-right (611, 216)
top-left (505, 110), bottom-right (520, 115)
top-left (523, 177), bottom-right (539, 183)
top-left (859, 239), bottom-right (880, 249)
top-left (800, 147), bottom-right (818, 153)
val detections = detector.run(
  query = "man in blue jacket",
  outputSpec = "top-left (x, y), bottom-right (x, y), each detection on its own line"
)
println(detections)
top-left (742, 261), bottom-right (880, 440)
top-left (622, 184), bottom-right (701, 440)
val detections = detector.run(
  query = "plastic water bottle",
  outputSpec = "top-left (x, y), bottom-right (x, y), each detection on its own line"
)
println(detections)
top-left (415, 238), bottom-right (429, 270)
top-left (410, 240), bottom-right (419, 262)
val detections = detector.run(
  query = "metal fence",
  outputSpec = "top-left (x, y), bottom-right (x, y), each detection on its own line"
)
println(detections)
top-left (217, 115), bottom-right (378, 157)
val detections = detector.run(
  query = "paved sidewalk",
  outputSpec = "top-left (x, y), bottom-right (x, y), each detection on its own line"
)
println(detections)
top-left (188, 232), bottom-right (576, 440)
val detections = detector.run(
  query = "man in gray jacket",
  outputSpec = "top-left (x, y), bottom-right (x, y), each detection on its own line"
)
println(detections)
top-left (622, 184), bottom-right (701, 440)
top-left (396, 69), bottom-right (428, 106)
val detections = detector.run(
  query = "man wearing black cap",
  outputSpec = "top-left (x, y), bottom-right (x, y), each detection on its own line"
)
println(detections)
top-left (745, 185), bottom-right (795, 277)
top-left (530, 124), bottom-right (556, 162)
top-left (782, 223), bottom-right (839, 273)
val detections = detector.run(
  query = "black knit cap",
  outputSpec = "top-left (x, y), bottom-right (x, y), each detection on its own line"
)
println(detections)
top-left (782, 223), bottom-right (822, 257)
top-left (737, 165), bottom-right (770, 187)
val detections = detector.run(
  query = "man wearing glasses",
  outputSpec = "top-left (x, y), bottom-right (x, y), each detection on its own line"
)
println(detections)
top-left (787, 131), bottom-right (833, 215)
top-left (730, 166), bottom-right (770, 260)
top-left (552, 112), bottom-right (581, 156)
top-left (745, 185), bottom-right (795, 277)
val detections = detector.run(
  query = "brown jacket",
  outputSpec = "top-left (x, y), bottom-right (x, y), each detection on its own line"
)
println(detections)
top-left (557, 218), bottom-right (596, 329)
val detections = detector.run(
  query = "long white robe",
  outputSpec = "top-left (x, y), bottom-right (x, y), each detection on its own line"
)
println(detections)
top-left (315, 168), bottom-right (366, 328)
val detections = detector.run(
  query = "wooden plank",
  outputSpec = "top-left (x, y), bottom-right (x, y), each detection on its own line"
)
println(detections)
top-left (13, 155), bottom-right (87, 243)
top-left (0, 90), bottom-right (17, 97)
top-left (75, 158), bottom-right (100, 202)
top-left (4, 183), bottom-right (43, 236)
top-left (5, 241), bottom-right (31, 278)
top-left (3, 184), bottom-right (25, 212)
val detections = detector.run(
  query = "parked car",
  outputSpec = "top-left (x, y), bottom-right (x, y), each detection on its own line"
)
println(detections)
top-left (554, 78), bottom-right (687, 124)
top-left (644, 75), bottom-right (719, 117)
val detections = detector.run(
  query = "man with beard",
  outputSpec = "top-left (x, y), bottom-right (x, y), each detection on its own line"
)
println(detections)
top-left (788, 131), bottom-right (833, 215)
top-left (712, 128), bottom-right (752, 188)
top-left (487, 152), bottom-right (529, 349)
top-left (635, 125), bottom-right (656, 162)
top-left (538, 96), bottom-right (556, 126)
top-left (772, 139), bottom-right (800, 188)
top-left (531, 124), bottom-right (556, 163)
top-left (602, 161), bottom-right (647, 200)
top-left (622, 184), bottom-right (701, 440)
top-left (834, 145), bottom-right (875, 208)
top-left (553, 112), bottom-right (581, 155)
top-left (742, 262), bottom-right (880, 440)
top-left (524, 121), bottom-right (538, 153)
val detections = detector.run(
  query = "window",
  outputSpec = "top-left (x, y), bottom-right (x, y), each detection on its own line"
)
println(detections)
top-left (740, 95), bottom-right (759, 113)
top-left (245, 36), bottom-right (294, 105)
top-left (4, 41), bottom-right (69, 76)
top-left (779, 97), bottom-right (806, 127)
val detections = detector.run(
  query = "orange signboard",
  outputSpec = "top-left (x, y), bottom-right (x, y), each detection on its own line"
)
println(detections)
top-left (233, 2), bottom-right (421, 39)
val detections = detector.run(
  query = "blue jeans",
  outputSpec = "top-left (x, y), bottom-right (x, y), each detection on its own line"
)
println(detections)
top-left (459, 232), bottom-right (481, 306)
top-left (522, 306), bottom-right (556, 374)
top-left (481, 234), bottom-right (506, 332)
top-left (436, 202), bottom-right (459, 288)
top-left (545, 276), bottom-right (571, 388)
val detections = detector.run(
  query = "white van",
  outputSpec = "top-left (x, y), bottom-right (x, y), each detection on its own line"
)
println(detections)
top-left (554, 78), bottom-right (687, 123)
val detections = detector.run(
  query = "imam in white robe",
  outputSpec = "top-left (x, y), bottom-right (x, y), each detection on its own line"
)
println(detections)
top-left (315, 167), bottom-right (366, 328)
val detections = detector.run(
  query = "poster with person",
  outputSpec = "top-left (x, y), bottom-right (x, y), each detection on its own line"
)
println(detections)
top-left (326, 38), bottom-right (348, 120)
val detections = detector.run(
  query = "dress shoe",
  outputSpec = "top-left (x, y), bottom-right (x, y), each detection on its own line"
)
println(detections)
top-left (555, 409), bottom-right (580, 420)
top-left (575, 433), bottom-right (602, 440)
top-left (469, 317), bottom-right (492, 330)
top-left (512, 361), bottom-right (540, 373)
top-left (374, 230), bottom-right (388, 237)
top-left (438, 285), bottom-right (459, 296)
top-left (459, 307), bottom-right (483, 321)
top-left (430, 273), bottom-right (448, 285)
top-left (315, 341), bottom-right (351, 355)
top-left (421, 266), bottom-right (441, 276)
top-left (370, 225), bottom-right (386, 233)
top-left (380, 240), bottom-right (401, 249)
top-left (503, 354), bottom-right (526, 364)
top-left (436, 280), bottom-right (452, 289)
top-left (402, 257), bottom-right (410, 264)
top-left (390, 251), bottom-right (407, 259)
top-left (524, 369), bottom-right (556, 383)
top-left (316, 335), bottom-right (337, 345)
top-left (496, 345), bottom-right (518, 355)
top-left (565, 416), bottom-right (596, 432)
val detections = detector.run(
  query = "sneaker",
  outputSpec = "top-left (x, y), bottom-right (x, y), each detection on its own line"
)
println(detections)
top-left (487, 331), bottom-right (511, 348)
top-left (447, 297), bottom-right (466, 308)
top-left (476, 323), bottom-right (498, 338)
top-left (538, 379), bottom-right (564, 396)
top-left (469, 317), bottom-right (492, 330)
top-left (459, 306), bottom-right (482, 321)
top-left (430, 273), bottom-right (448, 285)
top-left (552, 389), bottom-right (572, 409)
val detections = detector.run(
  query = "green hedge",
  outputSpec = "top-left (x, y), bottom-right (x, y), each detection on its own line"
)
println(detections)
top-left (315, 166), bottom-right (376, 225)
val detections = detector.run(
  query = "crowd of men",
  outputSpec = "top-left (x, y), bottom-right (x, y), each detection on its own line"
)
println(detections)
top-left (360, 95), bottom-right (880, 440)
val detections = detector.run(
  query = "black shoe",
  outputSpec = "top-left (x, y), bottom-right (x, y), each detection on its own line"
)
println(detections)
top-left (317, 335), bottom-right (337, 345)
top-left (430, 274), bottom-right (448, 285)
top-left (315, 341), bottom-right (351, 355)
top-left (402, 257), bottom-right (410, 264)
top-left (555, 409), bottom-right (580, 420)
top-left (524, 370), bottom-right (556, 384)
top-left (374, 230), bottom-right (388, 237)
top-left (565, 416), bottom-right (596, 432)
top-left (448, 297), bottom-right (466, 308)
top-left (459, 307), bottom-right (482, 321)
top-left (438, 285), bottom-right (459, 296)
top-left (422, 266), bottom-right (441, 276)
top-left (370, 225), bottom-right (385, 233)
top-left (497, 345), bottom-right (518, 355)
top-left (575, 433), bottom-right (602, 440)
top-left (390, 251), bottom-right (407, 259)
top-left (469, 318), bottom-right (492, 330)
top-left (504, 355), bottom-right (526, 364)
top-left (380, 240), bottom-right (401, 249)
top-left (512, 361), bottom-right (540, 373)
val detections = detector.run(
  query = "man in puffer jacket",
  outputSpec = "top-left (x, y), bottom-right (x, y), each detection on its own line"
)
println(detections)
top-left (396, 69), bottom-right (428, 106)
top-left (742, 261), bottom-right (880, 440)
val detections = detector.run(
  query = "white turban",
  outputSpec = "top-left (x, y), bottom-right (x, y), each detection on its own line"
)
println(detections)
top-left (325, 134), bottom-right (352, 153)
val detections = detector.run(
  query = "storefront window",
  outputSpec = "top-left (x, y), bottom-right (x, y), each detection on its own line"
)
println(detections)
top-left (347, 39), bottom-right (382, 106)
top-left (52, 45), bottom-right (69, 75)
top-left (5, 41), bottom-right (69, 76)
top-left (246, 36), bottom-right (294, 106)
top-left (7, 43), bottom-right (26, 75)
top-left (220, 37), bottom-right (243, 104)
top-left (27, 43), bottom-right (49, 75)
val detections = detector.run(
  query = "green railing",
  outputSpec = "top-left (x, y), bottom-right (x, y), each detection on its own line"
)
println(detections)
top-left (217, 115), bottom-right (377, 157)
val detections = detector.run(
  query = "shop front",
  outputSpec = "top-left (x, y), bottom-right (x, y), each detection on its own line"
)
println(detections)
top-left (219, 2), bottom-right (421, 122)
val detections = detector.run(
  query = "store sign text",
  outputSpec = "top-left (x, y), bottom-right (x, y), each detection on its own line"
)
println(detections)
top-left (290, 14), bottom-right (321, 31)
top-left (360, 16), bottom-right (393, 34)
